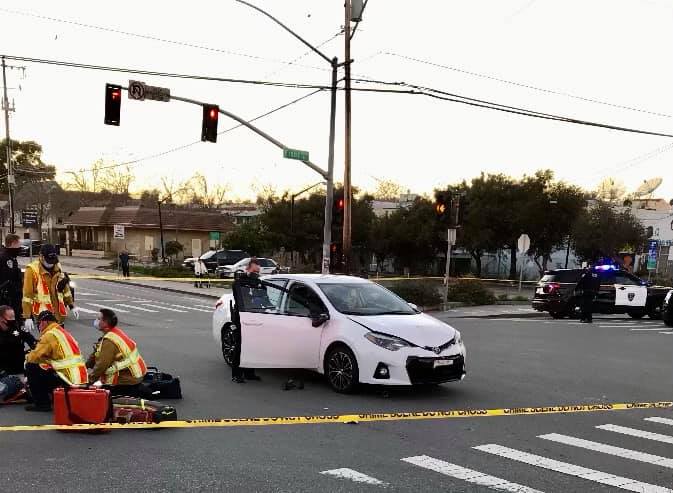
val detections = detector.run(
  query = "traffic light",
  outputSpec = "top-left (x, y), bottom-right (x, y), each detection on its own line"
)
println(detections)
top-left (330, 242), bottom-right (343, 272)
top-left (434, 191), bottom-right (451, 221)
top-left (104, 83), bottom-right (122, 126)
top-left (456, 195), bottom-right (467, 227)
top-left (333, 190), bottom-right (345, 227)
top-left (202, 104), bottom-right (219, 143)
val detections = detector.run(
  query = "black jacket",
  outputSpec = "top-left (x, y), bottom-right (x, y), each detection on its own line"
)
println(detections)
top-left (0, 325), bottom-right (36, 374)
top-left (0, 247), bottom-right (22, 316)
top-left (577, 270), bottom-right (601, 295)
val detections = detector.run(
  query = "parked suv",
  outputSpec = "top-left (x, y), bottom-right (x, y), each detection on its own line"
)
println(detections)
top-left (183, 249), bottom-right (250, 273)
top-left (532, 266), bottom-right (670, 319)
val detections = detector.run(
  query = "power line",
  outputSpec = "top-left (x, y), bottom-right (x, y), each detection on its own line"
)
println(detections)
top-left (378, 51), bottom-right (673, 119)
top-left (590, 141), bottom-right (673, 179)
top-left (0, 7), bottom-right (328, 74)
top-left (15, 89), bottom-right (324, 176)
top-left (263, 32), bottom-right (342, 80)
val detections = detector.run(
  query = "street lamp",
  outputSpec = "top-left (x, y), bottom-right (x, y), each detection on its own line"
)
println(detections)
top-left (234, 0), bottom-right (340, 274)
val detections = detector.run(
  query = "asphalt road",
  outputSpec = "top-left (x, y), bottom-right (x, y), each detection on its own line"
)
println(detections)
top-left (1, 279), bottom-right (672, 492)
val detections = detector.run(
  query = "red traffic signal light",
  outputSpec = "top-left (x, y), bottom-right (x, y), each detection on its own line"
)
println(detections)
top-left (202, 104), bottom-right (219, 143)
top-left (337, 197), bottom-right (344, 210)
top-left (104, 83), bottom-right (122, 126)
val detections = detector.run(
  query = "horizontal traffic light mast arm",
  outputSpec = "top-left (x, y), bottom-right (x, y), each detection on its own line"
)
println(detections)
top-left (120, 85), bottom-right (329, 180)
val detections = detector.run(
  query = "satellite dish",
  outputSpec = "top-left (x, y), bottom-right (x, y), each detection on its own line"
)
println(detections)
top-left (634, 177), bottom-right (663, 198)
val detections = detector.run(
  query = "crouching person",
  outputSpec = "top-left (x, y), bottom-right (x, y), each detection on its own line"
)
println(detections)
top-left (24, 310), bottom-right (87, 412)
top-left (87, 309), bottom-right (147, 397)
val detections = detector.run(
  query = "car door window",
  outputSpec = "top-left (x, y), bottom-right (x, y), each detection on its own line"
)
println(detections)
top-left (613, 273), bottom-right (640, 286)
top-left (237, 280), bottom-right (286, 314)
top-left (285, 283), bottom-right (327, 317)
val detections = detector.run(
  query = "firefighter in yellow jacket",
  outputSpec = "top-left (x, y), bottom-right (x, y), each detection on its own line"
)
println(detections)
top-left (87, 308), bottom-right (147, 397)
top-left (24, 310), bottom-right (88, 412)
top-left (22, 244), bottom-right (80, 333)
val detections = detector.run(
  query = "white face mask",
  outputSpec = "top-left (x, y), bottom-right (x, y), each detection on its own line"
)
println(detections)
top-left (93, 319), bottom-right (101, 330)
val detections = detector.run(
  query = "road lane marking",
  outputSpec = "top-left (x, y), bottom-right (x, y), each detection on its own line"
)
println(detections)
top-left (645, 417), bottom-right (673, 426)
top-left (631, 328), bottom-right (668, 331)
top-left (0, 401), bottom-right (669, 432)
top-left (597, 424), bottom-right (673, 444)
top-left (140, 303), bottom-right (187, 313)
top-left (474, 444), bottom-right (672, 492)
top-left (540, 433), bottom-right (673, 469)
top-left (85, 303), bottom-right (129, 313)
top-left (157, 303), bottom-right (212, 313)
top-left (115, 304), bottom-right (159, 313)
top-left (74, 307), bottom-right (99, 314)
top-left (402, 455), bottom-right (543, 492)
top-left (320, 468), bottom-right (387, 486)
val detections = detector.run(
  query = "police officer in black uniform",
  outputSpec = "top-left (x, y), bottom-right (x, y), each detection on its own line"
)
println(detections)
top-left (0, 305), bottom-right (36, 374)
top-left (230, 258), bottom-right (263, 384)
top-left (0, 234), bottom-right (24, 321)
top-left (576, 265), bottom-right (600, 323)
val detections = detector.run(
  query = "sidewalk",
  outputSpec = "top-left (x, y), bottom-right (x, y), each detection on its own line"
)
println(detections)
top-left (20, 256), bottom-right (226, 300)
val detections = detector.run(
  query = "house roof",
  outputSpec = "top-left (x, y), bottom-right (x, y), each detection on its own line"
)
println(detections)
top-left (65, 206), bottom-right (234, 232)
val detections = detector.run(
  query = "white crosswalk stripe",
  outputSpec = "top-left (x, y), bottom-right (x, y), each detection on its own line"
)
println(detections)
top-left (402, 455), bottom-right (543, 492)
top-left (155, 303), bottom-right (212, 313)
top-left (86, 303), bottom-right (129, 313)
top-left (540, 433), bottom-right (673, 469)
top-left (598, 424), bottom-right (673, 444)
top-left (474, 444), bottom-right (672, 492)
top-left (74, 307), bottom-right (99, 314)
top-left (139, 303), bottom-right (188, 313)
top-left (114, 303), bottom-right (159, 313)
top-left (320, 468), bottom-right (387, 486)
top-left (645, 417), bottom-right (673, 427)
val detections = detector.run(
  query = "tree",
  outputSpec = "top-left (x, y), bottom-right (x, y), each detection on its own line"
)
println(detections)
top-left (165, 240), bottom-right (184, 261)
top-left (0, 139), bottom-right (56, 193)
top-left (65, 159), bottom-right (105, 192)
top-left (595, 178), bottom-right (627, 204)
top-left (518, 170), bottom-right (586, 274)
top-left (373, 180), bottom-right (403, 201)
top-left (176, 172), bottom-right (227, 208)
top-left (222, 221), bottom-right (271, 256)
top-left (100, 164), bottom-right (135, 194)
top-left (139, 189), bottom-right (161, 207)
top-left (572, 201), bottom-right (646, 262)
top-left (13, 181), bottom-right (62, 234)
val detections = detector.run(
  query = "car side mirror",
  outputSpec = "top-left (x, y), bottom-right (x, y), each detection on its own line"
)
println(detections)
top-left (408, 302), bottom-right (420, 312)
top-left (311, 313), bottom-right (329, 327)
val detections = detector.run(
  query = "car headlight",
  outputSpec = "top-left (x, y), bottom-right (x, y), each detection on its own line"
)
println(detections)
top-left (364, 332), bottom-right (412, 351)
top-left (454, 330), bottom-right (462, 345)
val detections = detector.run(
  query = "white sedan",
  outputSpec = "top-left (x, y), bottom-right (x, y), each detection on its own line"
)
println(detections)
top-left (212, 274), bottom-right (466, 393)
top-left (216, 257), bottom-right (279, 278)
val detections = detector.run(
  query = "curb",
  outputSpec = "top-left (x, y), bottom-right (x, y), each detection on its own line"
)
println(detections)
top-left (102, 278), bottom-right (222, 300)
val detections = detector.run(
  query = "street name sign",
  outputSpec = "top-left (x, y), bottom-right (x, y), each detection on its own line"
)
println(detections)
top-left (647, 240), bottom-right (658, 270)
top-left (128, 80), bottom-right (170, 102)
top-left (283, 148), bottom-right (309, 161)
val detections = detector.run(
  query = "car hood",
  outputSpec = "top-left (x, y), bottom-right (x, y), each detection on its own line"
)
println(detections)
top-left (347, 313), bottom-right (457, 347)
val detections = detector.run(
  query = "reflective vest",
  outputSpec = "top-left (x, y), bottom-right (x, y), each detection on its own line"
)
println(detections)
top-left (23, 260), bottom-right (67, 317)
top-left (99, 327), bottom-right (147, 385)
top-left (39, 323), bottom-right (87, 386)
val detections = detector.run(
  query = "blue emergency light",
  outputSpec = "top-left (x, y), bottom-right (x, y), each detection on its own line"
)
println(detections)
top-left (593, 264), bottom-right (618, 271)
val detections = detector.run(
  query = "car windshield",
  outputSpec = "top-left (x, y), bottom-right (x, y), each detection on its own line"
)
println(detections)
top-left (318, 283), bottom-right (416, 316)
top-left (541, 271), bottom-right (581, 283)
top-left (200, 251), bottom-right (217, 260)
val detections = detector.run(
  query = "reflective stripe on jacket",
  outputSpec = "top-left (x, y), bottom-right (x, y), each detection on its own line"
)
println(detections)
top-left (36, 323), bottom-right (87, 385)
top-left (99, 327), bottom-right (147, 385)
top-left (22, 260), bottom-right (70, 321)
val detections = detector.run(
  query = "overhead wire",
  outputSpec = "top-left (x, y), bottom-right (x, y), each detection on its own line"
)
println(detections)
top-left (375, 51), bottom-right (673, 119)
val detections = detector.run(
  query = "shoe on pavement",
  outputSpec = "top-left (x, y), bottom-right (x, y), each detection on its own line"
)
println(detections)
top-left (25, 404), bottom-right (51, 412)
top-left (232, 376), bottom-right (246, 384)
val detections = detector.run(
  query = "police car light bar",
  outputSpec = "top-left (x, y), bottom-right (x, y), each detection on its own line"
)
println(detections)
top-left (594, 264), bottom-right (618, 271)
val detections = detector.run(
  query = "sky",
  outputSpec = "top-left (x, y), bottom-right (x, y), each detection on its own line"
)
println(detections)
top-left (1, 0), bottom-right (672, 202)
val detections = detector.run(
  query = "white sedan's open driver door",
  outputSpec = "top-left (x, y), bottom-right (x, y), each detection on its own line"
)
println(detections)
top-left (232, 277), bottom-right (288, 368)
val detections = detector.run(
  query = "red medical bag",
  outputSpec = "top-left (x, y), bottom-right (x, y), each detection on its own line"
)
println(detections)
top-left (53, 387), bottom-right (112, 426)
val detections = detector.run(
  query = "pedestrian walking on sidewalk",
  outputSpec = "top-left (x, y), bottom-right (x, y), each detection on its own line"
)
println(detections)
top-left (119, 250), bottom-right (130, 278)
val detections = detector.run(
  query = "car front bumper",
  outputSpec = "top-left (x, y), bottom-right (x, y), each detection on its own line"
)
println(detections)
top-left (356, 343), bottom-right (467, 386)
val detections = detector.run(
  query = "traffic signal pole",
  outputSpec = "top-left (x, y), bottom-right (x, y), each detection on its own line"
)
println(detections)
top-left (2, 57), bottom-right (14, 233)
top-left (343, 0), bottom-right (353, 273)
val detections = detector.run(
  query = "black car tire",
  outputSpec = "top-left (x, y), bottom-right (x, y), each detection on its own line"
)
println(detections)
top-left (664, 314), bottom-right (673, 327)
top-left (549, 311), bottom-right (565, 319)
top-left (221, 324), bottom-right (237, 368)
top-left (628, 310), bottom-right (646, 319)
top-left (647, 304), bottom-right (662, 320)
top-left (325, 344), bottom-right (359, 394)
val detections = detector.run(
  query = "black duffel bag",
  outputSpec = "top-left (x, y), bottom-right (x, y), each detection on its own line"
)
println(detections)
top-left (141, 367), bottom-right (182, 399)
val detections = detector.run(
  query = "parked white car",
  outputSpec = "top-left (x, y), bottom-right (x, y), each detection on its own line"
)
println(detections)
top-left (211, 274), bottom-right (466, 393)
top-left (216, 257), bottom-right (279, 278)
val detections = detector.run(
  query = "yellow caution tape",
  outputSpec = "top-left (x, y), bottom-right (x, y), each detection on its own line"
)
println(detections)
top-left (1, 401), bottom-right (669, 432)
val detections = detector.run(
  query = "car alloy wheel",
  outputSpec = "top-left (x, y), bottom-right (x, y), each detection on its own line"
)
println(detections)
top-left (221, 324), bottom-right (237, 367)
top-left (326, 345), bottom-right (359, 394)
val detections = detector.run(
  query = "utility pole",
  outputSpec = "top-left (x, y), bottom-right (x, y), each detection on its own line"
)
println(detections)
top-left (2, 56), bottom-right (14, 234)
top-left (343, 0), bottom-right (353, 273)
top-left (157, 198), bottom-right (167, 264)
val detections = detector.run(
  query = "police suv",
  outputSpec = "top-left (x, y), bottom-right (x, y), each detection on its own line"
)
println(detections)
top-left (532, 265), bottom-right (670, 320)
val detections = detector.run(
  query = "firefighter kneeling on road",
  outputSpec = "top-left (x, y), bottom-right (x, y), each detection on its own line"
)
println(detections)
top-left (24, 310), bottom-right (88, 412)
top-left (86, 308), bottom-right (147, 397)
top-left (22, 244), bottom-right (81, 334)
